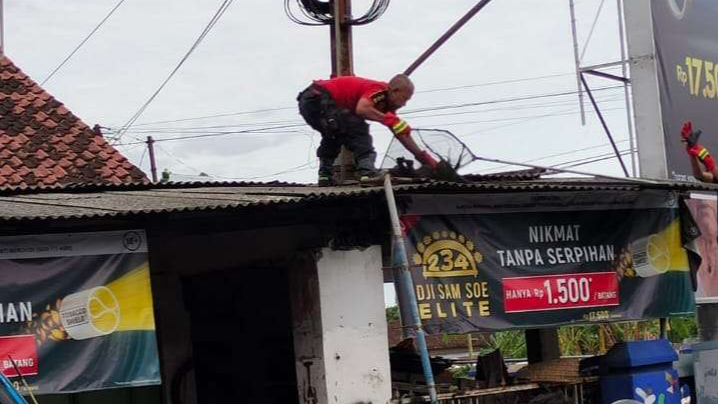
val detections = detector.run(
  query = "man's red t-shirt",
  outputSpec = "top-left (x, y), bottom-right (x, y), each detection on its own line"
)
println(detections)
top-left (314, 76), bottom-right (388, 112)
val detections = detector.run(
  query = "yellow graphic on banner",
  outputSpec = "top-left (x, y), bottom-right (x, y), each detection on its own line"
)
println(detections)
top-left (413, 231), bottom-right (483, 278)
top-left (59, 263), bottom-right (155, 340)
top-left (629, 219), bottom-right (690, 278)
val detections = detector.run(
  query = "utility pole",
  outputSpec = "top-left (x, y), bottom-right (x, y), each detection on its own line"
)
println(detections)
top-left (331, 0), bottom-right (355, 182)
top-left (146, 136), bottom-right (158, 183)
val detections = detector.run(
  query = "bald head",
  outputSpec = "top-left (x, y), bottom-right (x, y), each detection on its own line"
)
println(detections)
top-left (387, 74), bottom-right (414, 110)
top-left (389, 74), bottom-right (414, 92)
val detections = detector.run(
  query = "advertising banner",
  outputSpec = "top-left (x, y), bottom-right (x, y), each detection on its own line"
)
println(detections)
top-left (651, 0), bottom-right (717, 181)
top-left (684, 194), bottom-right (718, 301)
top-left (0, 230), bottom-right (160, 394)
top-left (400, 191), bottom-right (696, 334)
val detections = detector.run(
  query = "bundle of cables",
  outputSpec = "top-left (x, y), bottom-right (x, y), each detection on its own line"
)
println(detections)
top-left (284, 0), bottom-right (390, 26)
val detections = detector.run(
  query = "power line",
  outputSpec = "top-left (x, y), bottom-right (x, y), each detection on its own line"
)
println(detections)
top-left (41, 0), bottom-right (127, 86)
top-left (112, 100), bottom-right (619, 137)
top-left (416, 72), bottom-right (575, 93)
top-left (473, 139), bottom-right (630, 174)
top-left (118, 73), bottom-right (621, 129)
top-left (112, 123), bottom-right (307, 146)
top-left (404, 85), bottom-right (623, 115)
top-left (112, 0), bottom-right (235, 144)
top-left (115, 93), bottom-right (623, 133)
top-left (554, 149), bottom-right (634, 169)
top-left (423, 106), bottom-right (624, 128)
top-left (128, 106), bottom-right (296, 127)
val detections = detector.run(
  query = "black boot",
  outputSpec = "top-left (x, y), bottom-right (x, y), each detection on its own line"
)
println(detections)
top-left (355, 152), bottom-right (379, 181)
top-left (317, 159), bottom-right (335, 187)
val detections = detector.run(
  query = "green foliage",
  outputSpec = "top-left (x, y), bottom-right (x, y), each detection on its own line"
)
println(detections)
top-left (479, 331), bottom-right (527, 359)
top-left (386, 305), bottom-right (400, 322)
top-left (668, 316), bottom-right (698, 342)
top-left (448, 364), bottom-right (471, 379)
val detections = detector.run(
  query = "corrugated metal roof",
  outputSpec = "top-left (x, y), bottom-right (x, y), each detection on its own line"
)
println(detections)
top-left (0, 179), bottom-right (714, 222)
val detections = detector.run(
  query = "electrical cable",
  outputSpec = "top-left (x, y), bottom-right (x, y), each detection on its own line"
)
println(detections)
top-left (116, 72), bottom-right (623, 129)
top-left (41, 0), bottom-right (127, 86)
top-left (404, 85), bottom-right (623, 115)
top-left (127, 106), bottom-right (296, 127)
top-left (416, 72), bottom-right (575, 93)
top-left (579, 0), bottom-right (607, 62)
top-left (113, 0), bottom-right (234, 144)
top-left (473, 139), bottom-right (630, 174)
top-left (113, 93), bottom-right (624, 134)
top-left (284, 0), bottom-right (390, 26)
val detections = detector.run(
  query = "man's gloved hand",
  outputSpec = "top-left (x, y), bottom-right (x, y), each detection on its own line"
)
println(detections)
top-left (680, 121), bottom-right (702, 147)
top-left (681, 121), bottom-right (693, 140)
top-left (383, 112), bottom-right (411, 136)
top-left (416, 150), bottom-right (438, 168)
top-left (688, 143), bottom-right (717, 172)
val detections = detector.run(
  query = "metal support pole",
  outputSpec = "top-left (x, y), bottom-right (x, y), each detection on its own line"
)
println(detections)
top-left (580, 74), bottom-right (630, 177)
top-left (569, 0), bottom-right (587, 125)
top-left (330, 0), bottom-right (355, 182)
top-left (404, 0), bottom-right (494, 77)
top-left (383, 174), bottom-right (438, 404)
top-left (582, 69), bottom-right (629, 83)
top-left (146, 136), bottom-right (158, 183)
top-left (617, 0), bottom-right (637, 176)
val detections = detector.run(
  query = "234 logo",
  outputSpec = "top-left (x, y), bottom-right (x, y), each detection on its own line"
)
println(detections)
top-left (413, 231), bottom-right (483, 278)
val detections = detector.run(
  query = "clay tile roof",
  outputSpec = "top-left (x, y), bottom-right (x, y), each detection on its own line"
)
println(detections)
top-left (0, 55), bottom-right (147, 188)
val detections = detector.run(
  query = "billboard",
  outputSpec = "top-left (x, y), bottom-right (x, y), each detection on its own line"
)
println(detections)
top-left (400, 191), bottom-right (697, 334)
top-left (684, 194), bottom-right (718, 301)
top-left (651, 0), bottom-right (717, 181)
top-left (0, 230), bottom-right (161, 394)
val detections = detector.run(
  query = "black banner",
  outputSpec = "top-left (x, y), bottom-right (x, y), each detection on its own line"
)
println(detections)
top-left (0, 231), bottom-right (161, 394)
top-left (652, 0), bottom-right (718, 181)
top-left (400, 191), bottom-right (696, 334)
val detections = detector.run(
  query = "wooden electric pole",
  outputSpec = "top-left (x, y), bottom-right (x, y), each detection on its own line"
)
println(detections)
top-left (330, 0), bottom-right (355, 182)
top-left (146, 136), bottom-right (158, 183)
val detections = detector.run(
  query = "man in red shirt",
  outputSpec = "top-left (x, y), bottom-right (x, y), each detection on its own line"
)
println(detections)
top-left (298, 74), bottom-right (437, 185)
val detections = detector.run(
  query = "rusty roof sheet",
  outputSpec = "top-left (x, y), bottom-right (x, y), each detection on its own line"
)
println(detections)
top-left (0, 179), bottom-right (714, 222)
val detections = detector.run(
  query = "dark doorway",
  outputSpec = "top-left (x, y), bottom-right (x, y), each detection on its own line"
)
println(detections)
top-left (181, 266), bottom-right (298, 403)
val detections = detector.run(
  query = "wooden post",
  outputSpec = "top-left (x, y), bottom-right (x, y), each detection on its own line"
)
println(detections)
top-left (146, 136), bottom-right (158, 183)
top-left (330, 0), bottom-right (355, 181)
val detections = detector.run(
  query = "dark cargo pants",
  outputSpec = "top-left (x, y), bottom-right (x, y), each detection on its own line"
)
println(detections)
top-left (297, 85), bottom-right (377, 175)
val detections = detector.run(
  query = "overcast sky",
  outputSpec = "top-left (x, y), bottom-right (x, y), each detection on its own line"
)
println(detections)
top-left (7, 0), bottom-right (635, 184)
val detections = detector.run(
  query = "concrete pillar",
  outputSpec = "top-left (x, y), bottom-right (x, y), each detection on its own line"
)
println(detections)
top-left (290, 247), bottom-right (391, 404)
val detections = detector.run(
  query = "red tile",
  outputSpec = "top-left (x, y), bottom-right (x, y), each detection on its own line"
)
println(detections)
top-left (15, 166), bottom-right (30, 176)
top-left (0, 55), bottom-right (148, 188)
top-left (33, 111), bottom-right (49, 122)
top-left (52, 165), bottom-right (67, 178)
top-left (34, 149), bottom-right (49, 160)
top-left (33, 165), bottom-right (49, 178)
top-left (57, 158), bottom-right (72, 168)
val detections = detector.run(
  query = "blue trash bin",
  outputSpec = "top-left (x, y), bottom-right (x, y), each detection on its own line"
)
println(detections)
top-left (583, 339), bottom-right (684, 404)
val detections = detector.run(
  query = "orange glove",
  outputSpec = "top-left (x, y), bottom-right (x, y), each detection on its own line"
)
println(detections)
top-left (382, 112), bottom-right (411, 136)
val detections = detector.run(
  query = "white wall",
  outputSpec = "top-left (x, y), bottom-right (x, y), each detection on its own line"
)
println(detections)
top-left (624, 0), bottom-right (668, 179)
top-left (290, 246), bottom-right (391, 404)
